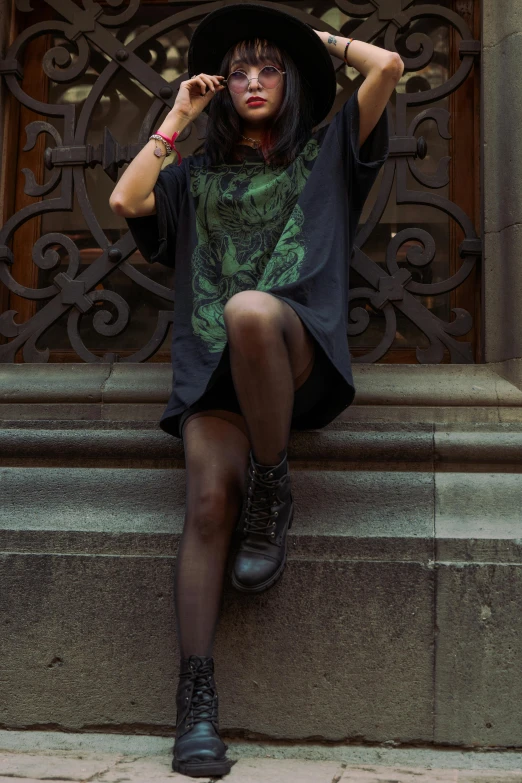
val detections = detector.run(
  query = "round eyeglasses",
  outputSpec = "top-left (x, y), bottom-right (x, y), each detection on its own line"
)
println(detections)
top-left (223, 65), bottom-right (286, 94)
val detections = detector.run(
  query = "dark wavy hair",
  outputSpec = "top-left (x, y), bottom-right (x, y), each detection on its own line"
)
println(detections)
top-left (202, 37), bottom-right (315, 168)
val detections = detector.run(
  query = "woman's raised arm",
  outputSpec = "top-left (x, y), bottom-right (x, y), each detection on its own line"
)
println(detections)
top-left (109, 72), bottom-right (226, 218)
top-left (313, 30), bottom-right (403, 147)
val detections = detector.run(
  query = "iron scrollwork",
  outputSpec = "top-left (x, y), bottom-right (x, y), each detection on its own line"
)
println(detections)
top-left (0, 0), bottom-right (481, 363)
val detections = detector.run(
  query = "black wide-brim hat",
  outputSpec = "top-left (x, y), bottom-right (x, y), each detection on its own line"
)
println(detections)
top-left (187, 2), bottom-right (337, 126)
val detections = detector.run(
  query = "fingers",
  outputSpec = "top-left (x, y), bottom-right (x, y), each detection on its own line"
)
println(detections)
top-left (189, 73), bottom-right (226, 96)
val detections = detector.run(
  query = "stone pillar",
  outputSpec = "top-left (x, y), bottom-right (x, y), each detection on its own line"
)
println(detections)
top-left (483, 1), bottom-right (522, 378)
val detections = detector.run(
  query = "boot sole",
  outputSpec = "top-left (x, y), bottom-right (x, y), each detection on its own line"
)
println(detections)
top-left (172, 756), bottom-right (235, 777)
top-left (230, 505), bottom-right (293, 594)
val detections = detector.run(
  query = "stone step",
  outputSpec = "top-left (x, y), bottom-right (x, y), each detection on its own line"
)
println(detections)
top-left (2, 420), bottom-right (522, 468)
top-left (1, 454), bottom-right (521, 746)
top-left (1, 363), bottom-right (522, 748)
top-left (2, 362), bottom-right (522, 425)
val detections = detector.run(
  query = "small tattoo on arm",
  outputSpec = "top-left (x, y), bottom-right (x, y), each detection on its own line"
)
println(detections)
top-left (328, 35), bottom-right (338, 45)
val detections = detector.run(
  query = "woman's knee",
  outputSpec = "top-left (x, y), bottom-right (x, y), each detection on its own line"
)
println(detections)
top-left (223, 291), bottom-right (283, 345)
top-left (185, 479), bottom-right (243, 542)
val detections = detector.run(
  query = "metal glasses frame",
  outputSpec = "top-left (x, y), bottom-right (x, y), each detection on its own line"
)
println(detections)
top-left (223, 65), bottom-right (286, 92)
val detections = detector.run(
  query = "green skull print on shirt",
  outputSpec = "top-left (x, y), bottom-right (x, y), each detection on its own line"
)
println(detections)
top-left (189, 137), bottom-right (320, 352)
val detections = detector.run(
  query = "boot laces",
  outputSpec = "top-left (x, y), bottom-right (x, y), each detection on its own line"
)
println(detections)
top-left (243, 466), bottom-right (286, 537)
top-left (185, 661), bottom-right (218, 729)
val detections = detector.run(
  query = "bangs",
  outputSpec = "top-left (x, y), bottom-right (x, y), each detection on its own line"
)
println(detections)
top-left (229, 38), bottom-right (284, 70)
top-left (206, 35), bottom-right (314, 168)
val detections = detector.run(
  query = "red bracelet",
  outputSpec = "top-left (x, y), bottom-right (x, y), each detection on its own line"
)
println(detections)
top-left (155, 130), bottom-right (182, 164)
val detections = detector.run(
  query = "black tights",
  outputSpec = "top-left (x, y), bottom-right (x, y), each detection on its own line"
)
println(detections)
top-left (174, 292), bottom-right (316, 659)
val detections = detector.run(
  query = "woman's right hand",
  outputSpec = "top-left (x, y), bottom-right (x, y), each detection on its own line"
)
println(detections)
top-left (170, 73), bottom-right (226, 122)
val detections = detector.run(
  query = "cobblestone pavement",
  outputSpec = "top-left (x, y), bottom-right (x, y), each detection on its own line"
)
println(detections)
top-left (0, 733), bottom-right (521, 783)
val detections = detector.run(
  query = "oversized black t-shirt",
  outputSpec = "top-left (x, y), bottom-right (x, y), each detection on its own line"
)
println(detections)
top-left (125, 86), bottom-right (389, 438)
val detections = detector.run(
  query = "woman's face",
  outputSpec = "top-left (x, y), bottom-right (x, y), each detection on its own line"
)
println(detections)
top-left (227, 48), bottom-right (285, 129)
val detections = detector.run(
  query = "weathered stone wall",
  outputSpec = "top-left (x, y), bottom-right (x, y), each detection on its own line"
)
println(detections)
top-left (483, 1), bottom-right (522, 363)
top-left (1, 364), bottom-right (522, 746)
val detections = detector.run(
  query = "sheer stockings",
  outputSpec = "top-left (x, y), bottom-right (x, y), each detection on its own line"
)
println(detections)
top-left (223, 291), bottom-right (315, 466)
top-left (175, 292), bottom-right (314, 659)
top-left (175, 415), bottom-right (250, 659)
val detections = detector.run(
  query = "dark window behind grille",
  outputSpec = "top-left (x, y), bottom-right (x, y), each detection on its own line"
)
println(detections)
top-left (0, 0), bottom-right (481, 364)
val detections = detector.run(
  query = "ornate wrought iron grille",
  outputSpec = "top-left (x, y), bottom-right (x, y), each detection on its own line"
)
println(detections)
top-left (0, 0), bottom-right (481, 364)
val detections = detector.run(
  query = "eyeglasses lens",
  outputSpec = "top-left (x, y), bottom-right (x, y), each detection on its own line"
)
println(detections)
top-left (228, 66), bottom-right (281, 93)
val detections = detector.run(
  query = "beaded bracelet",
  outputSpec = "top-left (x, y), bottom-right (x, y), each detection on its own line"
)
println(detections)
top-left (343, 38), bottom-right (354, 65)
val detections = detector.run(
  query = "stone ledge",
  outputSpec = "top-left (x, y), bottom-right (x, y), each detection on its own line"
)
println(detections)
top-left (0, 552), bottom-right (436, 742)
top-left (1, 465), bottom-right (521, 565)
top-left (1, 543), bottom-right (521, 744)
top-left (0, 422), bottom-right (433, 466)
top-left (2, 422), bottom-right (522, 468)
top-left (0, 466), bottom-right (434, 563)
top-left (2, 362), bottom-right (522, 408)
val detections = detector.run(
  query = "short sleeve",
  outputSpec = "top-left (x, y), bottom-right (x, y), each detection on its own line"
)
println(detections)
top-left (333, 85), bottom-right (389, 212)
top-left (124, 160), bottom-right (186, 268)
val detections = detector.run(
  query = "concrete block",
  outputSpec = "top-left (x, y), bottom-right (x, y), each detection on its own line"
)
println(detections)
top-left (0, 404), bottom-right (102, 421)
top-left (0, 423), bottom-right (433, 468)
top-left (483, 37), bottom-right (522, 236)
top-left (483, 0), bottom-right (522, 50)
top-left (288, 424), bottom-right (433, 464)
top-left (493, 358), bottom-right (522, 390)
top-left (100, 403), bottom-right (166, 422)
top-left (0, 365), bottom-right (110, 403)
top-left (0, 467), bottom-right (434, 562)
top-left (101, 364), bottom-right (171, 403)
top-left (484, 226), bottom-right (522, 362)
top-left (0, 553), bottom-right (434, 741)
top-left (435, 468), bottom-right (522, 561)
top-left (219, 560), bottom-right (434, 741)
top-left (0, 553), bottom-right (179, 731)
top-left (435, 564), bottom-right (522, 746)
top-left (0, 427), bottom-right (183, 468)
top-left (0, 467), bottom-right (186, 534)
top-left (351, 365), bottom-right (522, 407)
top-left (435, 471), bottom-right (522, 561)
top-left (294, 469), bottom-right (433, 540)
top-left (1, 365), bottom-right (522, 426)
top-left (343, 406), bottom-right (522, 425)
top-left (434, 423), bottom-right (522, 464)
top-left (7, 420), bottom-right (522, 472)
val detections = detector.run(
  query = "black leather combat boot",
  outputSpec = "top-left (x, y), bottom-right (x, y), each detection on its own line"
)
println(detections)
top-left (231, 450), bottom-right (294, 593)
top-left (172, 655), bottom-right (234, 778)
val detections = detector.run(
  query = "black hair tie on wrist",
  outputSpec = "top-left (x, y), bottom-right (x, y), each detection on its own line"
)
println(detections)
top-left (343, 39), bottom-right (353, 65)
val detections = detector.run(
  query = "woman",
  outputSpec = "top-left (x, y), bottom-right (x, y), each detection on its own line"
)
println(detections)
top-left (110, 3), bottom-right (403, 777)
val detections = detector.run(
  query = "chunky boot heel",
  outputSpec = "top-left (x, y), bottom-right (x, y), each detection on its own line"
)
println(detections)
top-left (172, 655), bottom-right (235, 778)
top-left (231, 450), bottom-right (294, 594)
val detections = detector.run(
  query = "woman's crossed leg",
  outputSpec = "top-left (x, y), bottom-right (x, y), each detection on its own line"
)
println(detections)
top-left (223, 290), bottom-right (315, 467)
top-left (176, 415), bottom-right (250, 658)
